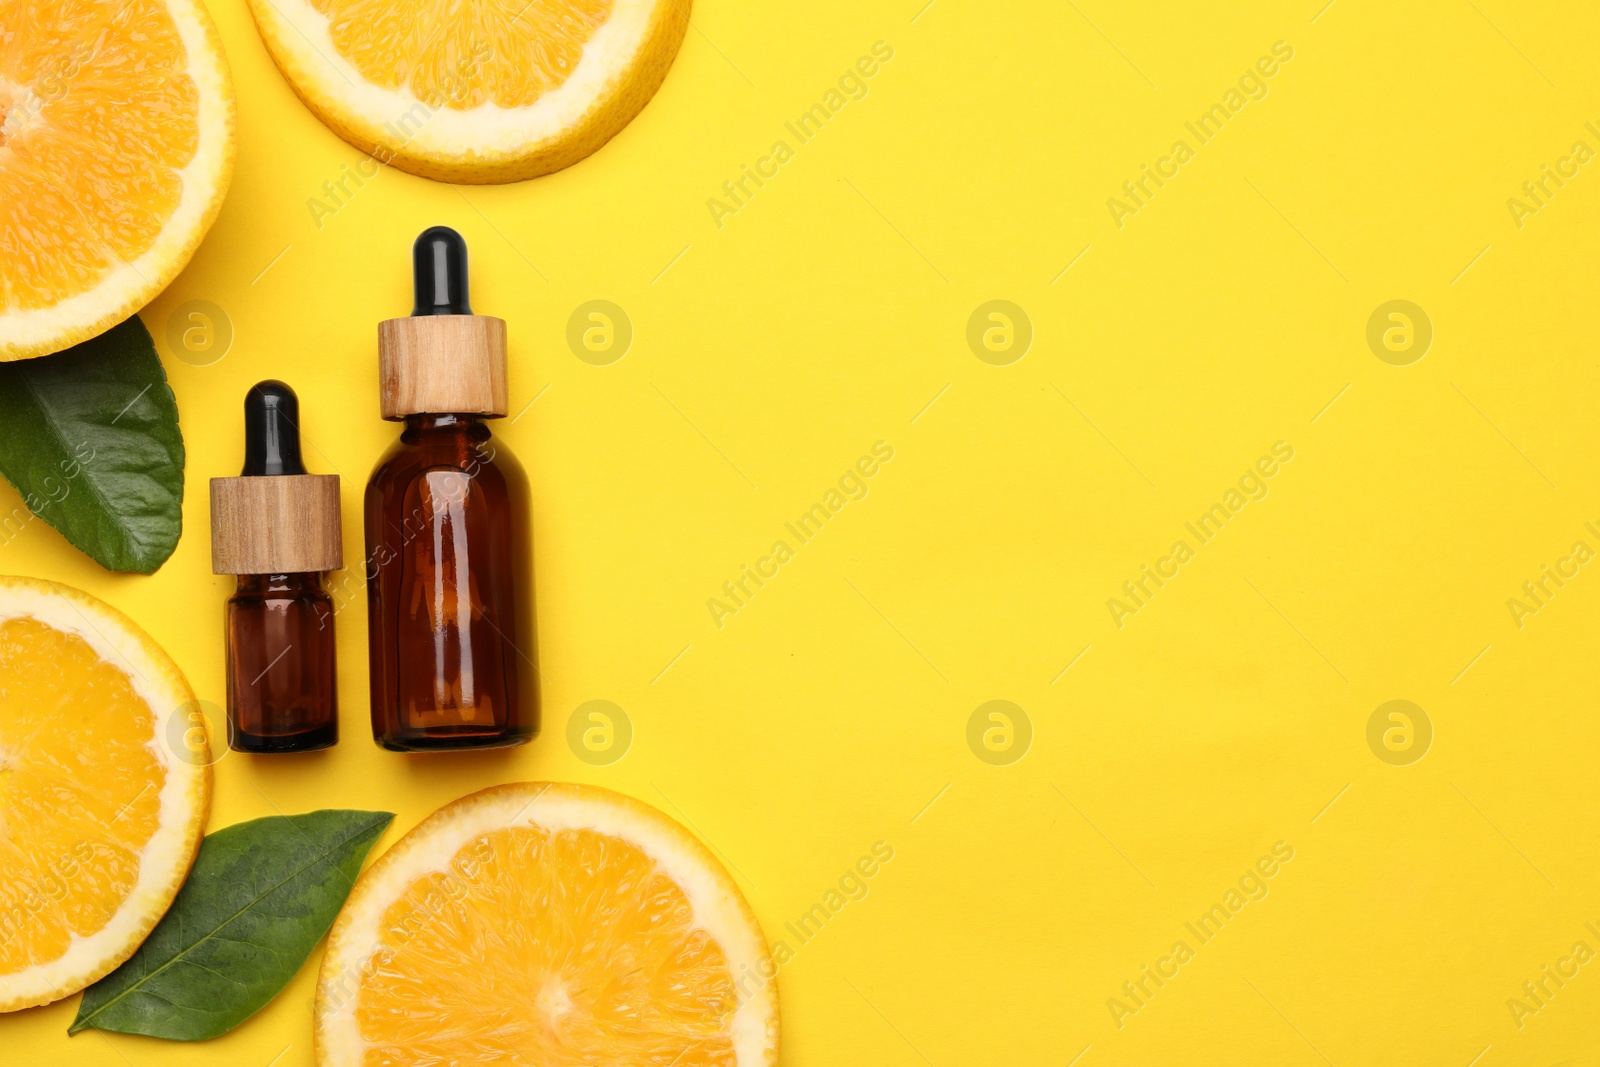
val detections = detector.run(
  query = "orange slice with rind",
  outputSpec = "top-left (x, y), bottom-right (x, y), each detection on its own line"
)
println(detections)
top-left (315, 781), bottom-right (779, 1066)
top-left (0, 0), bottom-right (236, 361)
top-left (0, 575), bottom-right (210, 1012)
top-left (247, 0), bottom-right (691, 183)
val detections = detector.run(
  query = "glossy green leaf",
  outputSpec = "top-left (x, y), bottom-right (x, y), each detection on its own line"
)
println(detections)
top-left (0, 316), bottom-right (184, 573)
top-left (70, 809), bottom-right (395, 1041)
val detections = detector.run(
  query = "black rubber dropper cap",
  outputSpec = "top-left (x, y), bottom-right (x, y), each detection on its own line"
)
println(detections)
top-left (241, 380), bottom-right (307, 476)
top-left (411, 226), bottom-right (472, 316)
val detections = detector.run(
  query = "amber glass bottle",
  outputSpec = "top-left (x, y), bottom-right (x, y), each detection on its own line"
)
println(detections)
top-left (226, 573), bottom-right (337, 751)
top-left (365, 227), bottom-right (537, 751)
top-left (210, 380), bottom-right (343, 753)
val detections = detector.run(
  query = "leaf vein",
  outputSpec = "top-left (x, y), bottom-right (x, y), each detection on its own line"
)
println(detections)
top-left (75, 815), bottom-right (390, 1030)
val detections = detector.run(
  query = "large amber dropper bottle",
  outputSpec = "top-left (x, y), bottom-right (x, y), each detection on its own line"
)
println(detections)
top-left (365, 226), bottom-right (537, 751)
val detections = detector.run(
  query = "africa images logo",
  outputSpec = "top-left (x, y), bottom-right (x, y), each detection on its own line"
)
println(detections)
top-left (1106, 442), bottom-right (1294, 628)
top-left (1106, 41), bottom-right (1295, 230)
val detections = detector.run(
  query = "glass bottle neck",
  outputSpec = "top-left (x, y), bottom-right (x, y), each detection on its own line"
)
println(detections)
top-left (403, 413), bottom-right (491, 434)
top-left (236, 572), bottom-right (324, 595)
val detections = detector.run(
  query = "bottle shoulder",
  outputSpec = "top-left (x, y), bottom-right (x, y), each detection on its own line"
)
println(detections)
top-left (365, 425), bottom-right (527, 498)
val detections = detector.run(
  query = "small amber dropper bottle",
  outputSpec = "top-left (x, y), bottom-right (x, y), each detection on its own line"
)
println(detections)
top-left (365, 226), bottom-right (537, 751)
top-left (210, 381), bottom-right (342, 753)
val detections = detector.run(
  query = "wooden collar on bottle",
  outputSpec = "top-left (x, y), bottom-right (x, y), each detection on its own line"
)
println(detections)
top-left (378, 315), bottom-right (509, 420)
top-left (209, 475), bottom-right (343, 574)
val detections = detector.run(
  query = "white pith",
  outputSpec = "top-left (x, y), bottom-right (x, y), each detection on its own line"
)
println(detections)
top-left (316, 784), bottom-right (777, 1066)
top-left (0, 0), bottom-right (235, 359)
top-left (1, 84), bottom-right (43, 143)
top-left (0, 578), bottom-right (206, 1009)
top-left (249, 0), bottom-right (656, 158)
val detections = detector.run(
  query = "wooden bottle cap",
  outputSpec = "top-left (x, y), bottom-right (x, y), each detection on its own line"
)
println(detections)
top-left (210, 475), bottom-right (343, 574)
top-left (378, 315), bottom-right (508, 420)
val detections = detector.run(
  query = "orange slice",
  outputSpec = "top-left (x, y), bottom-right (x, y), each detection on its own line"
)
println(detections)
top-left (247, 0), bottom-right (691, 183)
top-left (0, 0), bottom-right (236, 361)
top-left (315, 782), bottom-right (779, 1066)
top-left (0, 576), bottom-right (210, 1012)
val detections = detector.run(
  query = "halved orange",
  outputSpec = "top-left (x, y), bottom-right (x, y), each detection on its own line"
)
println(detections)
top-left (0, 576), bottom-right (211, 1012)
top-left (315, 782), bottom-right (779, 1065)
top-left (247, 0), bottom-right (691, 183)
top-left (0, 0), bottom-right (236, 361)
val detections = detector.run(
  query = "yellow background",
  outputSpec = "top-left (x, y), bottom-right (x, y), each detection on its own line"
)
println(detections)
top-left (12, 0), bottom-right (1600, 1063)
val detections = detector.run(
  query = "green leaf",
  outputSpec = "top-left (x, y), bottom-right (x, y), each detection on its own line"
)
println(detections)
top-left (70, 809), bottom-right (395, 1041)
top-left (0, 316), bottom-right (185, 573)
